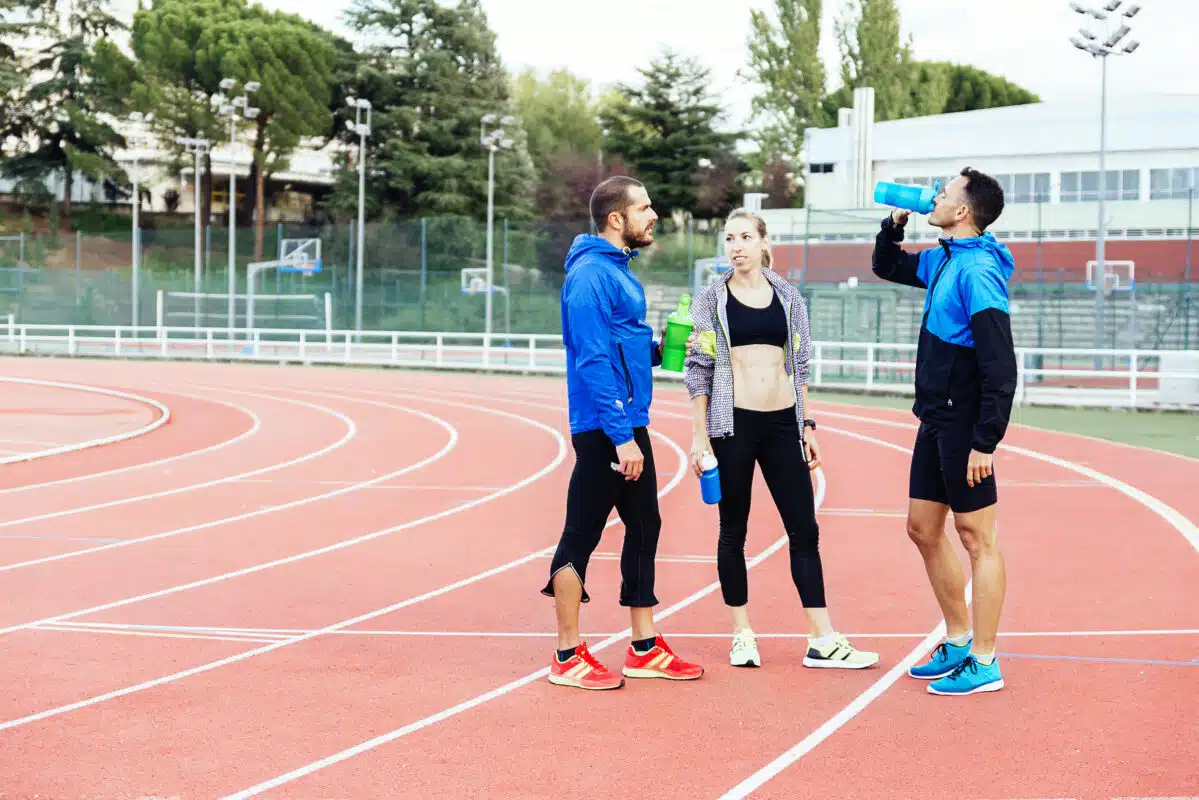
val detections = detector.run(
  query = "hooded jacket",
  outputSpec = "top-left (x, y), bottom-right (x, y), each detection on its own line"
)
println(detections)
top-left (872, 216), bottom-right (1019, 454)
top-left (560, 234), bottom-right (661, 447)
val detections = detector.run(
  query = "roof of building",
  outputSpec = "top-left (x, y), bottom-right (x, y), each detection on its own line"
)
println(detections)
top-left (803, 92), bottom-right (1199, 164)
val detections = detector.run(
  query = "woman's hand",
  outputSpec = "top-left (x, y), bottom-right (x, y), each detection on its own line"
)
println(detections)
top-left (803, 432), bottom-right (822, 471)
top-left (690, 434), bottom-right (713, 477)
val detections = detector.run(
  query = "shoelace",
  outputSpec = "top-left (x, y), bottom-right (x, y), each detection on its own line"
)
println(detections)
top-left (946, 655), bottom-right (979, 680)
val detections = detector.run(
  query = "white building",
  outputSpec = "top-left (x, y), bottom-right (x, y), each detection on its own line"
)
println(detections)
top-left (765, 88), bottom-right (1199, 244)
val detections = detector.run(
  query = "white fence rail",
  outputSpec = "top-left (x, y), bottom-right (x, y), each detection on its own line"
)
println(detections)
top-left (2, 317), bottom-right (1197, 410)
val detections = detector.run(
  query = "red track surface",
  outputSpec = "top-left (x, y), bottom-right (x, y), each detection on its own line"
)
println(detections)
top-left (0, 357), bottom-right (1194, 799)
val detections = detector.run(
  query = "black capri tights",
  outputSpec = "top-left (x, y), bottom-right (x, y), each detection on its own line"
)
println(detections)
top-left (541, 427), bottom-right (660, 608)
top-left (711, 407), bottom-right (826, 609)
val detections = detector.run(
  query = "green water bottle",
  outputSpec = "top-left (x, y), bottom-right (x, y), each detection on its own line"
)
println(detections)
top-left (660, 294), bottom-right (693, 373)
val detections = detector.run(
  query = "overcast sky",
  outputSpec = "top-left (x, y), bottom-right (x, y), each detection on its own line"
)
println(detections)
top-left (106, 0), bottom-right (1196, 130)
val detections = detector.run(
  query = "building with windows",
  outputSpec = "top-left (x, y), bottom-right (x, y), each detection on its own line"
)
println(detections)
top-left (763, 87), bottom-right (1198, 287)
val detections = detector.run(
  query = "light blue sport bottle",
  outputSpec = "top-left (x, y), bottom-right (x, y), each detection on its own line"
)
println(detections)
top-left (874, 179), bottom-right (940, 214)
top-left (699, 452), bottom-right (721, 505)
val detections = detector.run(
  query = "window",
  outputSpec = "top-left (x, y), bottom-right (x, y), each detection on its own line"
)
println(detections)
top-left (1060, 170), bottom-right (1139, 202)
top-left (1149, 167), bottom-right (1197, 199)
top-left (991, 172), bottom-right (1051, 203)
top-left (808, 163), bottom-right (835, 174)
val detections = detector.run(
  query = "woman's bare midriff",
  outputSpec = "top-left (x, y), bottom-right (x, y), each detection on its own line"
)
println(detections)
top-left (731, 343), bottom-right (795, 411)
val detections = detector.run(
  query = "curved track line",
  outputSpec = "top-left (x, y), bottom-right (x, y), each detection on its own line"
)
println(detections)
top-left (219, 454), bottom-right (825, 799)
top-left (717, 409), bottom-right (1196, 799)
top-left (0, 392), bottom-right (549, 640)
top-left (0, 389), bottom-right (685, 737)
top-left (0, 397), bottom-right (563, 731)
top-left (0, 377), bottom-right (170, 465)
top-left (0, 389), bottom-right (359, 566)
top-left (0, 389), bottom-right (262, 497)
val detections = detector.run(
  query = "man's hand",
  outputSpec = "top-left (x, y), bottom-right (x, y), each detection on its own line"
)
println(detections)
top-left (615, 439), bottom-right (644, 481)
top-left (966, 449), bottom-right (993, 488)
top-left (891, 209), bottom-right (911, 226)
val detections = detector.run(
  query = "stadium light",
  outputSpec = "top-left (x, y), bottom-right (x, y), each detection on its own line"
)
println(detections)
top-left (217, 77), bottom-right (260, 336)
top-left (126, 111), bottom-right (154, 328)
top-left (1068, 0), bottom-right (1141, 352)
top-left (480, 113), bottom-right (516, 350)
top-left (176, 135), bottom-right (211, 330)
top-left (345, 96), bottom-right (372, 332)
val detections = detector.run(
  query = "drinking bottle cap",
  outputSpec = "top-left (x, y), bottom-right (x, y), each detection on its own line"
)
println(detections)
top-left (700, 452), bottom-right (718, 471)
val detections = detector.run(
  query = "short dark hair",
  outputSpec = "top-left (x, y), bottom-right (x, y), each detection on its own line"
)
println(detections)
top-left (960, 167), bottom-right (1005, 232)
top-left (590, 176), bottom-right (643, 232)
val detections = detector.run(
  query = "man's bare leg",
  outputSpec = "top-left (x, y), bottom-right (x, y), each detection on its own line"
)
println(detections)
top-left (553, 568), bottom-right (583, 651)
top-left (906, 498), bottom-right (970, 638)
top-left (629, 606), bottom-right (656, 642)
top-left (952, 503), bottom-right (1005, 657)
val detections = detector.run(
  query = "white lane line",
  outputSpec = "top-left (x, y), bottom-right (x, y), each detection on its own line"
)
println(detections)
top-left (0, 377), bottom-right (171, 465)
top-left (33, 625), bottom-right (282, 644)
top-left (216, 460), bottom-right (825, 799)
top-left (0, 390), bottom-right (686, 738)
top-left (231, 480), bottom-right (506, 492)
top-left (717, 410), bottom-right (1198, 800)
top-left (38, 623), bottom-right (1199, 642)
top-left (0, 388), bottom-right (262, 497)
top-left (0, 392), bottom-right (462, 634)
top-left (0, 398), bottom-right (564, 732)
top-left (0, 388), bottom-right (361, 570)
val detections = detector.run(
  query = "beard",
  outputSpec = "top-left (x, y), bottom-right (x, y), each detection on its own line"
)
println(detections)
top-left (624, 220), bottom-right (655, 249)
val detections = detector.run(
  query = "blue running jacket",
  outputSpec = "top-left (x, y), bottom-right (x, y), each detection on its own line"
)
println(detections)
top-left (872, 216), bottom-right (1019, 453)
top-left (560, 234), bottom-right (661, 447)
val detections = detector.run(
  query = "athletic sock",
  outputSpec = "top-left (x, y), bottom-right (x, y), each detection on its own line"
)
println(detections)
top-left (947, 631), bottom-right (973, 648)
top-left (632, 636), bottom-right (658, 654)
top-left (557, 647), bottom-right (578, 662)
top-left (971, 650), bottom-right (996, 666)
top-left (808, 632), bottom-right (838, 649)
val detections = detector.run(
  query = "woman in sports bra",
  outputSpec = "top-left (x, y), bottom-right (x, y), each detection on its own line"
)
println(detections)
top-left (683, 208), bottom-right (879, 671)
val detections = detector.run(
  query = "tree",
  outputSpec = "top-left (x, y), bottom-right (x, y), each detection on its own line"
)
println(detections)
top-left (341, 0), bottom-right (536, 221)
top-left (132, 0), bottom-right (338, 259)
top-left (510, 67), bottom-right (603, 173)
top-left (1, 0), bottom-right (134, 225)
top-left (742, 0), bottom-right (828, 162)
top-left (600, 49), bottom-right (743, 219)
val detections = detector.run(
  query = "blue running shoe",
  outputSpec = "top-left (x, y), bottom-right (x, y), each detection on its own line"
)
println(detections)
top-left (927, 655), bottom-right (1003, 696)
top-left (908, 639), bottom-right (972, 680)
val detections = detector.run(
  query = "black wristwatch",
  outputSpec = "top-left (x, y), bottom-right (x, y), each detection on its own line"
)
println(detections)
top-left (804, 418), bottom-right (816, 431)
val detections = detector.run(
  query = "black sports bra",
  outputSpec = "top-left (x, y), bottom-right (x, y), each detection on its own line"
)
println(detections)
top-left (726, 287), bottom-right (787, 349)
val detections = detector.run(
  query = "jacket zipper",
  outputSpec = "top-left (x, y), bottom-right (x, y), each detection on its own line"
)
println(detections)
top-left (617, 343), bottom-right (634, 403)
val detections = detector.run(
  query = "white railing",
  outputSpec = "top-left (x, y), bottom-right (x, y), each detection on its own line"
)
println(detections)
top-left (2, 317), bottom-right (1197, 410)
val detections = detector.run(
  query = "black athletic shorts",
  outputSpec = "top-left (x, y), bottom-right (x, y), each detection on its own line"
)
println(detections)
top-left (909, 419), bottom-right (997, 513)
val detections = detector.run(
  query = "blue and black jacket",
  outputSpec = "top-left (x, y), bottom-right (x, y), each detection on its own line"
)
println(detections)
top-left (561, 235), bottom-right (662, 447)
top-left (872, 216), bottom-right (1018, 454)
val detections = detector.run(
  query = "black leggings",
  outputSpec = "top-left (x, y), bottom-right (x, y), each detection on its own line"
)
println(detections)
top-left (711, 407), bottom-right (826, 609)
top-left (541, 427), bottom-right (660, 608)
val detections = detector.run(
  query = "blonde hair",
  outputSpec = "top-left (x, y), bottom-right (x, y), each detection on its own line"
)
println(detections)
top-left (725, 207), bottom-right (771, 270)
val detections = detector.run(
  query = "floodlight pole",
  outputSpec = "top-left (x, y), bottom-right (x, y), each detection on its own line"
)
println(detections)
top-left (480, 114), bottom-right (516, 349)
top-left (126, 111), bottom-right (153, 329)
top-left (176, 136), bottom-right (211, 330)
top-left (218, 78), bottom-right (260, 337)
top-left (345, 97), bottom-right (371, 332)
top-left (1069, 0), bottom-right (1140, 353)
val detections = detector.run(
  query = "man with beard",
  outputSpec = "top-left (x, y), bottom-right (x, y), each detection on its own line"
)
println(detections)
top-left (541, 176), bottom-right (705, 690)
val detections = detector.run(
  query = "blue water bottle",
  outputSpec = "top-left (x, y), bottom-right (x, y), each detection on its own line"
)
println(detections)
top-left (699, 452), bottom-right (721, 505)
top-left (874, 179), bottom-right (940, 214)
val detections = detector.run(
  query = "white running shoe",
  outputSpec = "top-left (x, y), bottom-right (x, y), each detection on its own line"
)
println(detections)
top-left (730, 628), bottom-right (761, 667)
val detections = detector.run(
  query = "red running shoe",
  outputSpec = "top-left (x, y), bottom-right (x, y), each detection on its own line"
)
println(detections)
top-left (548, 642), bottom-right (624, 690)
top-left (622, 635), bottom-right (704, 681)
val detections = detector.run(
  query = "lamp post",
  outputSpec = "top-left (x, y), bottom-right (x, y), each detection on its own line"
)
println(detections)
top-left (175, 135), bottom-right (211, 330)
top-left (480, 113), bottom-right (515, 350)
top-left (217, 78), bottom-right (260, 336)
top-left (1070, 0), bottom-right (1140, 352)
top-left (126, 111), bottom-right (153, 329)
top-left (345, 96), bottom-right (371, 331)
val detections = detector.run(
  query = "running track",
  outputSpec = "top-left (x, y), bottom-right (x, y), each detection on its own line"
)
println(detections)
top-left (0, 356), bottom-right (1194, 799)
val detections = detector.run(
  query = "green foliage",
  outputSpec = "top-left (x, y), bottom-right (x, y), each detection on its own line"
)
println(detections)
top-left (600, 50), bottom-right (744, 219)
top-left (743, 0), bottom-right (829, 161)
top-left (338, 0), bottom-right (537, 222)
top-left (511, 68), bottom-right (603, 170)
top-left (1, 0), bottom-right (133, 222)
